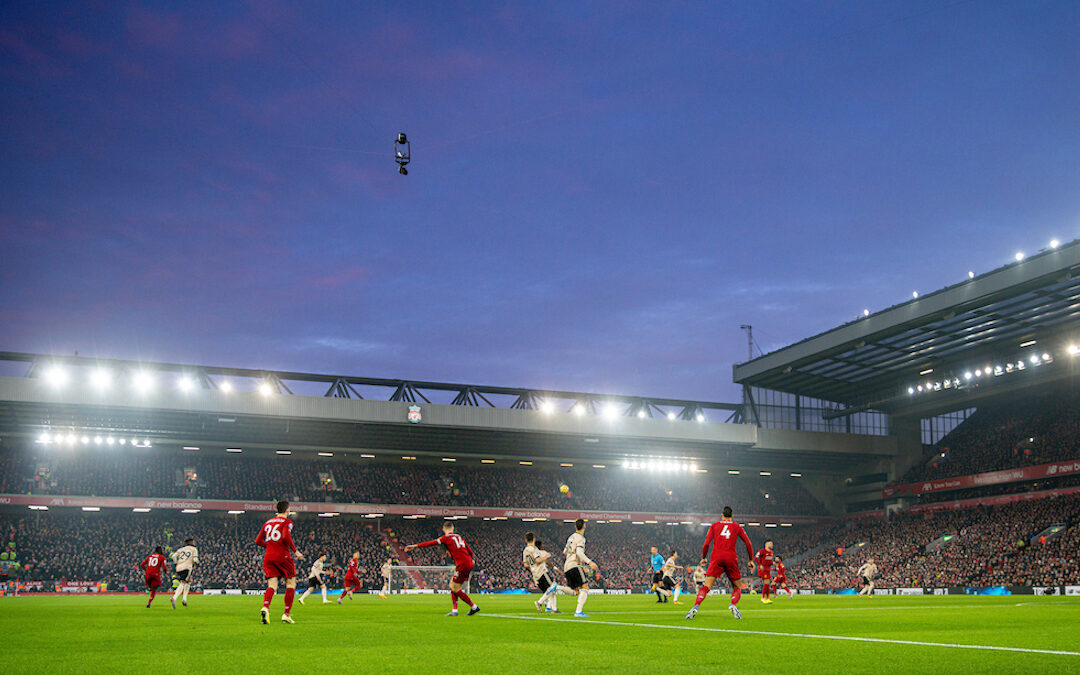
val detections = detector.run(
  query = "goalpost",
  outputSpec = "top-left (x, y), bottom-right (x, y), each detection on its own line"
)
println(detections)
top-left (387, 565), bottom-right (470, 595)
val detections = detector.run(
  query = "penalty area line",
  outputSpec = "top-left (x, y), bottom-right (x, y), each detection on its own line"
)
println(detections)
top-left (480, 613), bottom-right (1080, 657)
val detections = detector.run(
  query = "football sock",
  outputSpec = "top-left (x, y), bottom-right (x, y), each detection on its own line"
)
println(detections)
top-left (694, 586), bottom-right (709, 607)
top-left (763, 586), bottom-right (769, 600)
top-left (674, 587), bottom-right (680, 602)
top-left (300, 588), bottom-right (311, 601)
top-left (576, 590), bottom-right (588, 614)
top-left (148, 589), bottom-right (156, 604)
top-left (451, 591), bottom-right (460, 610)
top-left (321, 587), bottom-right (328, 601)
top-left (283, 588), bottom-right (295, 615)
top-left (731, 587), bottom-right (742, 605)
top-left (182, 583), bottom-right (189, 602)
top-left (457, 590), bottom-right (475, 608)
top-left (547, 594), bottom-right (557, 610)
top-left (173, 585), bottom-right (183, 601)
top-left (262, 587), bottom-right (275, 608)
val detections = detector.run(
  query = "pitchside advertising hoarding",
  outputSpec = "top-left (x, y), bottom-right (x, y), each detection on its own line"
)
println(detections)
top-left (883, 458), bottom-right (1080, 498)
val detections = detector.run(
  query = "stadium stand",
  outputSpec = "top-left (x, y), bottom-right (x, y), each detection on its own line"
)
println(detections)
top-left (0, 449), bottom-right (827, 516)
top-left (792, 493), bottom-right (1080, 588)
top-left (897, 387), bottom-right (1080, 485)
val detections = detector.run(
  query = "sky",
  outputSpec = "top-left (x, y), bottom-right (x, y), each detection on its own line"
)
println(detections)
top-left (1, 0), bottom-right (1079, 403)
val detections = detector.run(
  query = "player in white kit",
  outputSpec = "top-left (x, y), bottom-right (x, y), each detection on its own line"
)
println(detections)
top-left (299, 553), bottom-right (329, 605)
top-left (563, 519), bottom-right (599, 618)
top-left (170, 538), bottom-right (199, 609)
top-left (380, 558), bottom-right (393, 598)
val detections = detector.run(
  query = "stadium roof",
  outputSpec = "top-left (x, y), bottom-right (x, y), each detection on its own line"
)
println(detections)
top-left (734, 239), bottom-right (1080, 415)
top-left (0, 352), bottom-right (895, 471)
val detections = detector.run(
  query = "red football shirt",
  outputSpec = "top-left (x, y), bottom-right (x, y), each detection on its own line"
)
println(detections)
top-left (417, 532), bottom-right (474, 567)
top-left (754, 548), bottom-right (774, 574)
top-left (701, 520), bottom-right (754, 563)
top-left (141, 553), bottom-right (166, 577)
top-left (255, 515), bottom-right (297, 562)
top-left (345, 559), bottom-right (359, 578)
top-left (776, 561), bottom-right (787, 579)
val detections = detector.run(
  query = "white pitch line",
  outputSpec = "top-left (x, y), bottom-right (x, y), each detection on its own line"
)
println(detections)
top-left (508, 601), bottom-right (1080, 616)
top-left (480, 613), bottom-right (1080, 657)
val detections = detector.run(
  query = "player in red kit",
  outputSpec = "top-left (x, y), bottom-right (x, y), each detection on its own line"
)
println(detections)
top-left (337, 551), bottom-right (363, 604)
top-left (255, 500), bottom-right (304, 625)
top-left (404, 521), bottom-right (480, 616)
top-left (685, 505), bottom-right (754, 620)
top-left (774, 555), bottom-right (792, 598)
top-left (754, 540), bottom-right (775, 604)
top-left (140, 546), bottom-right (167, 608)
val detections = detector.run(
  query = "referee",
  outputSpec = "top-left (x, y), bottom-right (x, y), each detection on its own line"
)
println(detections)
top-left (649, 546), bottom-right (666, 603)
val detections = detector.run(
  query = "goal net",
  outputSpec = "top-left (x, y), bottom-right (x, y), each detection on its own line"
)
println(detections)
top-left (387, 565), bottom-right (469, 595)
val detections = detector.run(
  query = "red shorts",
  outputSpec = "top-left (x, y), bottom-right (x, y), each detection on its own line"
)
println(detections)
top-left (145, 576), bottom-right (161, 589)
top-left (775, 576), bottom-right (787, 585)
top-left (706, 556), bottom-right (741, 584)
top-left (758, 570), bottom-right (772, 581)
top-left (263, 558), bottom-right (296, 580)
top-left (453, 562), bottom-right (474, 584)
top-left (344, 575), bottom-right (360, 588)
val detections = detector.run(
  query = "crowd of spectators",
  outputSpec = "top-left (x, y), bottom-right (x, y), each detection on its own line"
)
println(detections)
top-left (4, 491), bottom-right (1078, 591)
top-left (1, 511), bottom-right (822, 591)
top-left (898, 388), bottom-right (1080, 485)
top-left (792, 493), bottom-right (1080, 588)
top-left (0, 448), bottom-right (827, 516)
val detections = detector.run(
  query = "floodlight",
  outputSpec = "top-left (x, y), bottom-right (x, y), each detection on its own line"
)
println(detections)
top-left (44, 366), bottom-right (68, 387)
top-left (1015, 252), bottom-right (1024, 262)
top-left (219, 380), bottom-right (233, 393)
top-left (132, 371), bottom-right (154, 392)
top-left (666, 412), bottom-right (676, 420)
top-left (968, 271), bottom-right (975, 279)
top-left (1050, 239), bottom-right (1060, 249)
top-left (258, 382), bottom-right (273, 396)
top-left (178, 376), bottom-right (195, 392)
top-left (90, 369), bottom-right (111, 390)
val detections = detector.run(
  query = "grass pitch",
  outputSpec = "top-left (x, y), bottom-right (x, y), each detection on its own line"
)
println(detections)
top-left (2, 593), bottom-right (1079, 674)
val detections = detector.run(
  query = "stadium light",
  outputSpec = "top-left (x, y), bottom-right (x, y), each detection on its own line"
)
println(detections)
top-left (603, 403), bottom-right (621, 419)
top-left (107, 436), bottom-right (115, 445)
top-left (1030, 355), bottom-right (1040, 365)
top-left (318, 451), bottom-right (333, 457)
top-left (132, 371), bottom-right (154, 392)
top-left (666, 412), bottom-right (676, 420)
top-left (573, 404), bottom-right (586, 416)
top-left (219, 380), bottom-right (233, 393)
top-left (133, 508), bottom-right (151, 513)
top-left (592, 464), bottom-right (606, 469)
top-left (1015, 252), bottom-right (1024, 262)
top-left (912, 291), bottom-right (919, 299)
top-left (90, 369), bottom-right (111, 390)
top-left (44, 366), bottom-right (68, 388)
top-left (82, 507), bottom-right (100, 512)
top-left (360, 453), bottom-right (375, 458)
top-left (862, 309), bottom-right (870, 317)
top-left (142, 439), bottom-right (151, 447)
top-left (907, 387), bottom-right (914, 394)
top-left (182, 446), bottom-right (199, 450)
top-left (402, 456), bottom-right (416, 460)
top-left (441, 457), bottom-right (456, 462)
top-left (637, 409), bottom-right (647, 419)
top-left (968, 271), bottom-right (975, 279)
top-left (690, 463), bottom-right (698, 472)
top-left (728, 469), bottom-right (740, 475)
top-left (696, 413), bottom-right (705, 422)
top-left (37, 432), bottom-right (50, 444)
top-left (178, 376), bottom-right (195, 392)
top-left (1051, 239), bottom-right (1060, 249)
top-left (1043, 352), bottom-right (1051, 361)
top-left (118, 437), bottom-right (127, 445)
top-left (93, 436), bottom-right (102, 445)
top-left (560, 463), bottom-right (573, 467)
top-left (80, 435), bottom-right (89, 444)
top-left (519, 461), bottom-right (533, 466)
top-left (538, 400), bottom-right (554, 414)
top-left (276, 450), bottom-right (291, 455)
top-left (1068, 345), bottom-right (1079, 356)
top-left (964, 372), bottom-right (972, 380)
top-left (181, 509), bottom-right (200, 514)
top-left (258, 381), bottom-right (273, 396)
top-left (790, 472), bottom-right (802, 477)
top-left (29, 505), bottom-right (48, 511)
top-left (227, 510), bottom-right (245, 515)
top-left (226, 448), bottom-right (242, 453)
top-left (760, 471), bottom-right (772, 476)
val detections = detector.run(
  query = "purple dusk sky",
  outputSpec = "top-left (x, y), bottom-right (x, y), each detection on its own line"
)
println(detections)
top-left (2, 1), bottom-right (1078, 402)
